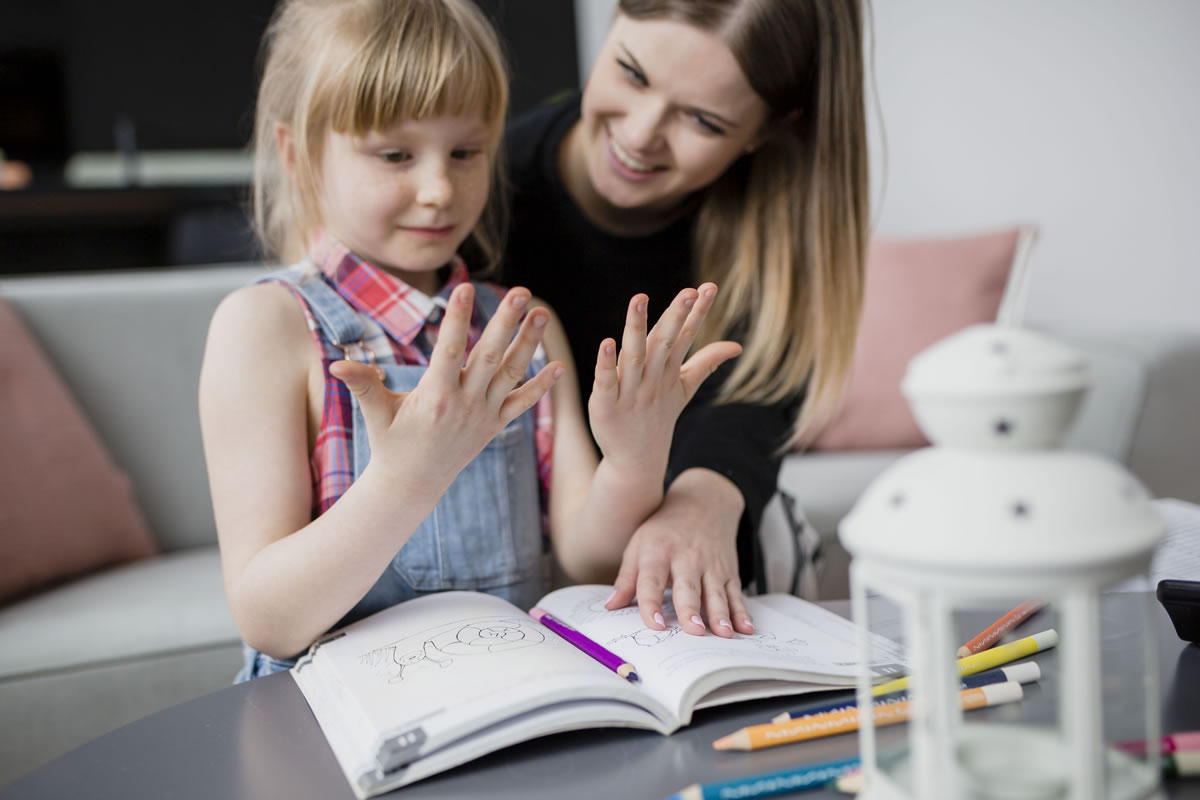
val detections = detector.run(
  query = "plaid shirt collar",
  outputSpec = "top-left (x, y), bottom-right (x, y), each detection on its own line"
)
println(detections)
top-left (310, 233), bottom-right (471, 346)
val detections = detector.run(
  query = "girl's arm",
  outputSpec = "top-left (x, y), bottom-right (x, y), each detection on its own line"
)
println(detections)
top-left (541, 285), bottom-right (740, 584)
top-left (199, 282), bottom-right (558, 658)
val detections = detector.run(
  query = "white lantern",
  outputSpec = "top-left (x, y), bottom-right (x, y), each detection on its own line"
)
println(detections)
top-left (839, 324), bottom-right (1165, 800)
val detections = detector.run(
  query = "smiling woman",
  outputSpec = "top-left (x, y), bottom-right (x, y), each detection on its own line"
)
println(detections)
top-left (498, 0), bottom-right (870, 637)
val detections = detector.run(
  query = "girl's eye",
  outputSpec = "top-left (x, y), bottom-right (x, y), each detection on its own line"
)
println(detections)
top-left (380, 151), bottom-right (411, 164)
top-left (616, 58), bottom-right (647, 87)
top-left (450, 148), bottom-right (481, 160)
top-left (689, 114), bottom-right (725, 136)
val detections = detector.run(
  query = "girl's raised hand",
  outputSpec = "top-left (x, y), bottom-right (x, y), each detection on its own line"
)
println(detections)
top-left (331, 283), bottom-right (562, 489)
top-left (587, 283), bottom-right (741, 477)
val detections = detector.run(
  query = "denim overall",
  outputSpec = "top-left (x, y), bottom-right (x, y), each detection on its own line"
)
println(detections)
top-left (235, 265), bottom-right (545, 682)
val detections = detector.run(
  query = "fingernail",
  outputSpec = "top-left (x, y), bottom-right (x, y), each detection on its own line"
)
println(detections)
top-left (533, 313), bottom-right (547, 327)
top-left (604, 590), bottom-right (617, 606)
top-left (511, 294), bottom-right (528, 309)
top-left (553, 367), bottom-right (565, 378)
top-left (637, 301), bottom-right (647, 314)
top-left (743, 618), bottom-right (754, 630)
top-left (719, 619), bottom-right (732, 630)
top-left (690, 615), bottom-right (705, 629)
top-left (684, 297), bottom-right (696, 308)
top-left (653, 612), bottom-right (665, 628)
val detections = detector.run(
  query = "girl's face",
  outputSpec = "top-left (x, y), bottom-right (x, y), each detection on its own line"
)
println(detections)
top-left (573, 13), bottom-right (769, 222)
top-left (317, 115), bottom-right (493, 295)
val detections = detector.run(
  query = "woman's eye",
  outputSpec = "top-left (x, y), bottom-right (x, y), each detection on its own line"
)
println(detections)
top-left (616, 59), bottom-right (646, 86)
top-left (689, 114), bottom-right (725, 136)
top-left (380, 151), bottom-right (410, 164)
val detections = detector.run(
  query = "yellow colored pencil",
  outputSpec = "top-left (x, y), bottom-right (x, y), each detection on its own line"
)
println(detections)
top-left (871, 628), bottom-right (1057, 696)
top-left (712, 682), bottom-right (1023, 751)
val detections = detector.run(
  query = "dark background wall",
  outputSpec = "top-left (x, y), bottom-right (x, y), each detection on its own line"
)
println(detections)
top-left (0, 0), bottom-right (579, 272)
top-left (0, 0), bottom-right (578, 160)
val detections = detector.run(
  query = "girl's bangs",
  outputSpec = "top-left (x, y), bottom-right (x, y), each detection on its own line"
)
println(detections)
top-left (323, 14), bottom-right (506, 135)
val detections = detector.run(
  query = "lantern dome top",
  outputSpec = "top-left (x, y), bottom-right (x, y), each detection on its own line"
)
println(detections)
top-left (840, 323), bottom-right (1163, 575)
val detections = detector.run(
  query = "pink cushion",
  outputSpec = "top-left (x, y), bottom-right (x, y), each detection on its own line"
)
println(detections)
top-left (0, 298), bottom-right (158, 604)
top-left (809, 228), bottom-right (1025, 451)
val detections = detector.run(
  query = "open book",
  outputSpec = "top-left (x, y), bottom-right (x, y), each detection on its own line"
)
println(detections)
top-left (291, 584), bottom-right (904, 798)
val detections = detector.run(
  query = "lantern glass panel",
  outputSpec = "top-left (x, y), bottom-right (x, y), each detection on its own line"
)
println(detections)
top-left (859, 588), bottom-right (912, 794)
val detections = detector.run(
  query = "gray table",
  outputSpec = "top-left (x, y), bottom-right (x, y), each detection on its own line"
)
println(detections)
top-left (4, 596), bottom-right (1197, 799)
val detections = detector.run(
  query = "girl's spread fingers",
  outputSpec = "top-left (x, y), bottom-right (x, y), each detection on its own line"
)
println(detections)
top-left (498, 360), bottom-right (563, 424)
top-left (591, 338), bottom-right (618, 404)
top-left (464, 288), bottom-right (530, 395)
top-left (643, 288), bottom-right (698, 381)
top-left (617, 294), bottom-right (649, 391)
top-left (487, 306), bottom-right (549, 406)
top-left (669, 283), bottom-right (717, 371)
top-left (678, 342), bottom-right (742, 400)
top-left (427, 282), bottom-right (475, 386)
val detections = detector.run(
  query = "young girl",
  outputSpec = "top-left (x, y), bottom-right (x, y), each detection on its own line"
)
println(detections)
top-left (198, 0), bottom-right (739, 681)
top-left (500, 0), bottom-right (869, 635)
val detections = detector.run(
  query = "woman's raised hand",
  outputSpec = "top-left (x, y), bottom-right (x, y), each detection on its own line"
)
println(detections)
top-left (331, 284), bottom-right (562, 488)
top-left (587, 283), bottom-right (741, 479)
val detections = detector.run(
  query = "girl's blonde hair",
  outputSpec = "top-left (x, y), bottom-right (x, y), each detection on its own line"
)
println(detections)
top-left (252, 0), bottom-right (510, 269)
top-left (619, 0), bottom-right (869, 450)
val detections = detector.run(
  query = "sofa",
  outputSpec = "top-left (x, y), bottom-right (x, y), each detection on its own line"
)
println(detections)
top-left (763, 327), bottom-right (1200, 600)
top-left (2, 263), bottom-right (1199, 787)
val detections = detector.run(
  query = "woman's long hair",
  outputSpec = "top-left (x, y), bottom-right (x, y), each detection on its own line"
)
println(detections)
top-left (620, 0), bottom-right (869, 450)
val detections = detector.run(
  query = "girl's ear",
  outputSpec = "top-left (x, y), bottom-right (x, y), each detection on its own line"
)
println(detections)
top-left (275, 122), bottom-right (296, 176)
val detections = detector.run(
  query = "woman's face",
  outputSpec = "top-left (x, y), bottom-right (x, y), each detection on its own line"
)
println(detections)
top-left (575, 12), bottom-right (770, 218)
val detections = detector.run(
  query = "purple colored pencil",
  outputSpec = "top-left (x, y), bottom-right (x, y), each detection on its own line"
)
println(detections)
top-left (529, 607), bottom-right (638, 681)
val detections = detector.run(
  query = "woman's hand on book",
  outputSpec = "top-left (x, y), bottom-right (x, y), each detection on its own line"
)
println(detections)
top-left (331, 283), bottom-right (563, 488)
top-left (606, 467), bottom-right (752, 638)
top-left (587, 283), bottom-right (740, 481)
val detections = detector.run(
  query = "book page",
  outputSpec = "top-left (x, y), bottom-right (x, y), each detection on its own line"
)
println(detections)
top-left (292, 590), bottom-right (664, 778)
top-left (1110, 498), bottom-right (1200, 591)
top-left (535, 585), bottom-right (904, 722)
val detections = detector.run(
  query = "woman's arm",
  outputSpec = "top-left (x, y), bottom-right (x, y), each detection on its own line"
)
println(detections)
top-left (541, 286), bottom-right (741, 584)
top-left (199, 282), bottom-right (558, 658)
top-left (605, 377), bottom-right (797, 638)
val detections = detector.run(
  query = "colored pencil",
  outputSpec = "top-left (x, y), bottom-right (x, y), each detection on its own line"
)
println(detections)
top-left (529, 607), bottom-right (638, 681)
top-left (770, 661), bottom-right (1040, 723)
top-left (712, 682), bottom-right (1023, 751)
top-left (871, 629), bottom-right (1058, 696)
top-left (665, 756), bottom-right (861, 800)
top-left (1114, 730), bottom-right (1200, 757)
top-left (956, 600), bottom-right (1045, 658)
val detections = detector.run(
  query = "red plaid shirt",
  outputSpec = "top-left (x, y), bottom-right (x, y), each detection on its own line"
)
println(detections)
top-left (277, 236), bottom-right (553, 524)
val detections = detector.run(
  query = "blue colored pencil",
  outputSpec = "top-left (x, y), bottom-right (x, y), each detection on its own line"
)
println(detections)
top-left (770, 661), bottom-right (1041, 722)
top-left (666, 755), bottom-right (861, 800)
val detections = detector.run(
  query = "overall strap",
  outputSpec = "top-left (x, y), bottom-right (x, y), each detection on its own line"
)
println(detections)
top-left (258, 263), bottom-right (372, 361)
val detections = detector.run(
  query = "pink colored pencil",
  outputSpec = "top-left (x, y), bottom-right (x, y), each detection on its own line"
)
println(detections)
top-left (1114, 731), bottom-right (1200, 757)
top-left (957, 601), bottom-right (1045, 658)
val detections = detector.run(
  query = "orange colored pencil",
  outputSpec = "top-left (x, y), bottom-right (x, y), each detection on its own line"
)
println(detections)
top-left (712, 682), bottom-right (1024, 751)
top-left (956, 601), bottom-right (1045, 658)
